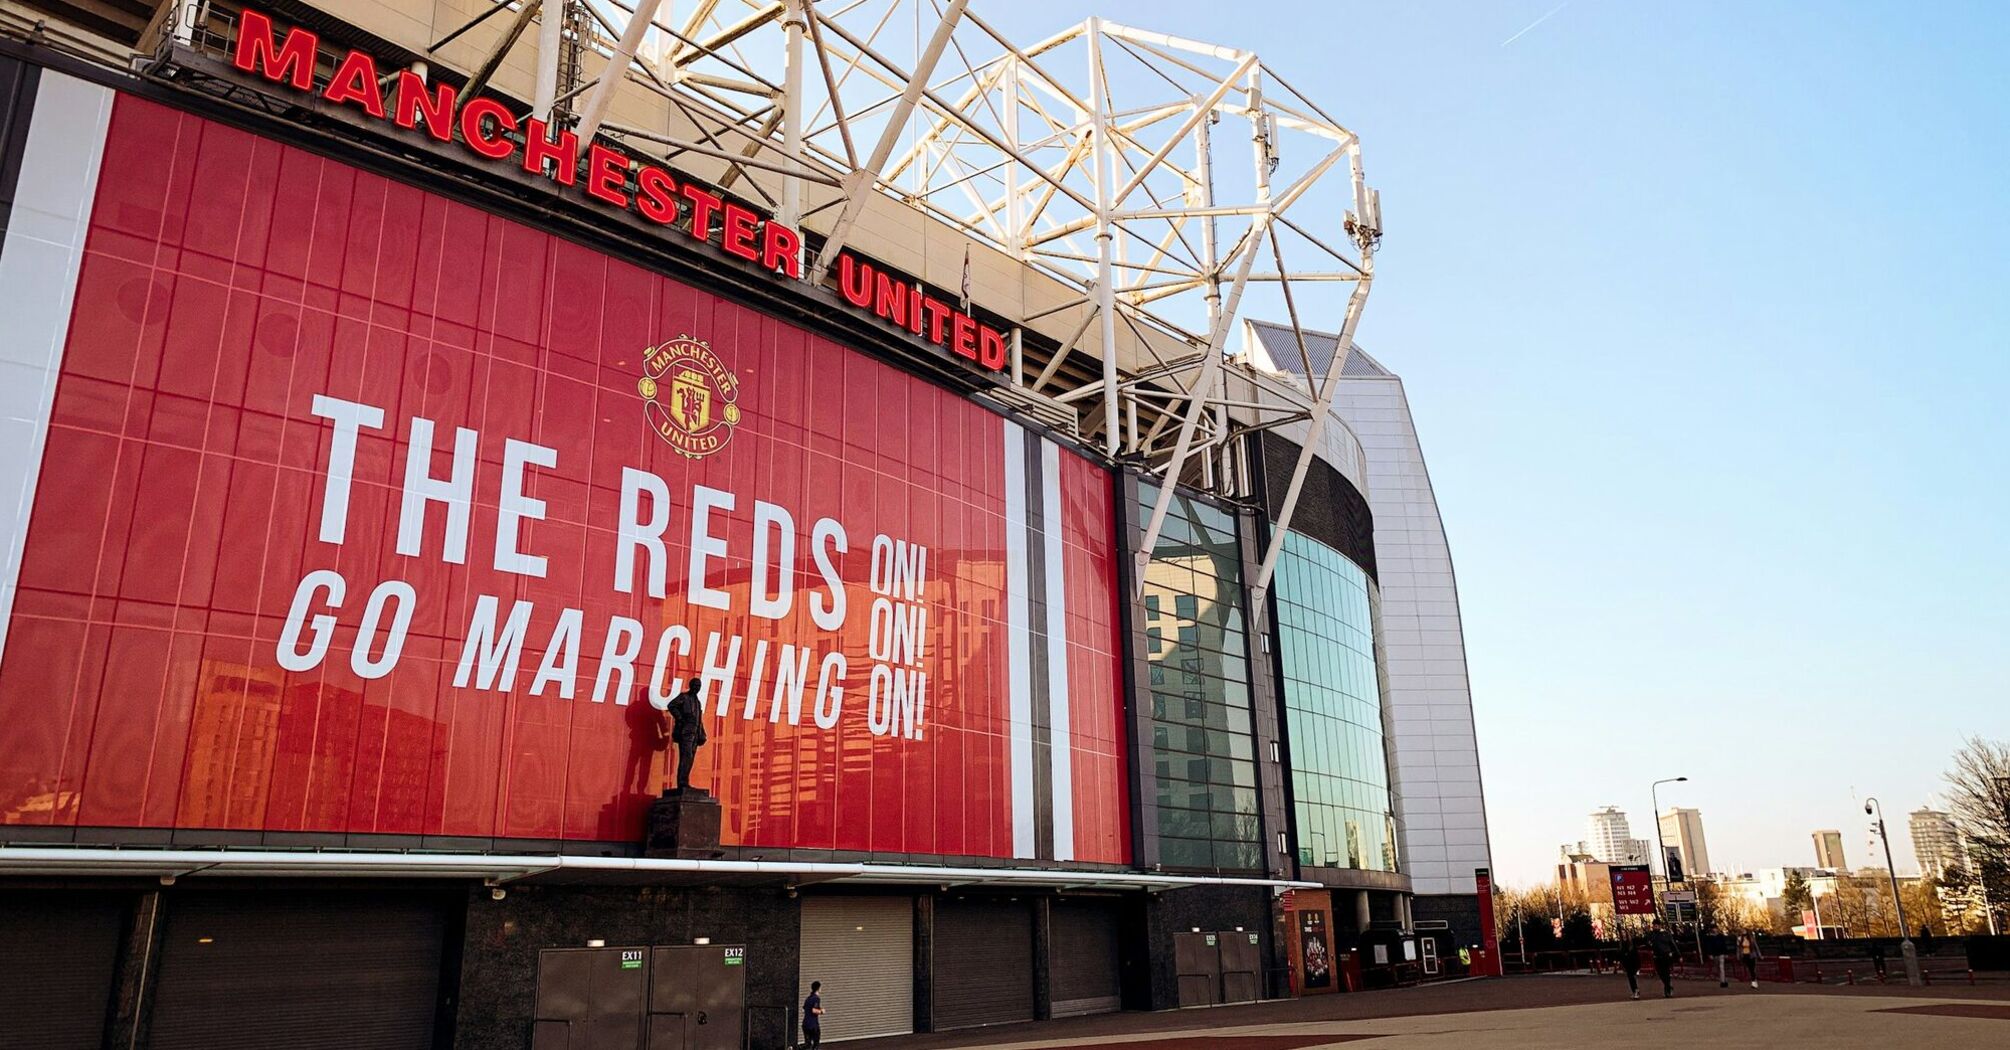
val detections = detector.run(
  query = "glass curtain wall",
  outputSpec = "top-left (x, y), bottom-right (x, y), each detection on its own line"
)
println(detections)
top-left (1274, 531), bottom-right (1398, 874)
top-left (1136, 484), bottom-right (1262, 871)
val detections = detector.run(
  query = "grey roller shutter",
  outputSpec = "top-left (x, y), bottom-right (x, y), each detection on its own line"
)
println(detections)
top-left (0, 892), bottom-right (124, 1050)
top-left (931, 899), bottom-right (1034, 1030)
top-left (798, 896), bottom-right (913, 1042)
top-left (1048, 900), bottom-right (1121, 1017)
top-left (146, 889), bottom-right (446, 1050)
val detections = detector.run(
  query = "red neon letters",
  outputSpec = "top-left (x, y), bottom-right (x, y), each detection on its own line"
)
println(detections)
top-left (231, 8), bottom-right (799, 280)
top-left (230, 8), bottom-right (1014, 373)
top-left (837, 254), bottom-right (1008, 371)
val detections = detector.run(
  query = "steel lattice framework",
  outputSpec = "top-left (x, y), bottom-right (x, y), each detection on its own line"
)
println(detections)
top-left (159, 0), bottom-right (1384, 600)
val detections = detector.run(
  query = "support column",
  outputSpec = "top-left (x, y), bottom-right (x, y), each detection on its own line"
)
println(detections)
top-left (533, 0), bottom-right (564, 122)
top-left (777, 0), bottom-right (807, 227)
top-left (106, 890), bottom-right (163, 1049)
top-left (1355, 890), bottom-right (1371, 933)
top-left (1086, 18), bottom-right (1121, 455)
top-left (1032, 896), bottom-right (1053, 1020)
top-left (913, 894), bottom-right (936, 1033)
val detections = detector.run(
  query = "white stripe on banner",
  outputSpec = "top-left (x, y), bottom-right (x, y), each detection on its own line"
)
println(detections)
top-left (1002, 420), bottom-right (1036, 858)
top-left (0, 73), bottom-right (113, 665)
top-left (1040, 439), bottom-right (1075, 861)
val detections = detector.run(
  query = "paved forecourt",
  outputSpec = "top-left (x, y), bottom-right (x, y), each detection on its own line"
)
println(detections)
top-left (846, 979), bottom-right (2010, 1050)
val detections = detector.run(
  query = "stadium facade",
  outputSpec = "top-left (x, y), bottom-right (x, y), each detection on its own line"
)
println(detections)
top-left (0, 1), bottom-right (1493, 1046)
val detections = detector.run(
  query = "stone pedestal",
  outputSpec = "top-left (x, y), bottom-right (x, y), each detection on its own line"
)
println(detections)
top-left (645, 790), bottom-right (723, 858)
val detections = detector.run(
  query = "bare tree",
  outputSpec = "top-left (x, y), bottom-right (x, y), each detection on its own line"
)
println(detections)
top-left (1944, 736), bottom-right (2010, 929)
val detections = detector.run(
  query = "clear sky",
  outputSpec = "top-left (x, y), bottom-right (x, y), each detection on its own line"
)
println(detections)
top-left (980, 0), bottom-right (2010, 883)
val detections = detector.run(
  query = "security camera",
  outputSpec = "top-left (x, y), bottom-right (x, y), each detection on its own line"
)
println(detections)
top-left (159, 874), bottom-right (176, 887)
top-left (491, 886), bottom-right (508, 901)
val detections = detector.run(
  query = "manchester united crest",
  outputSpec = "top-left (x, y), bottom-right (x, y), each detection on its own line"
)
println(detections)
top-left (638, 335), bottom-right (740, 459)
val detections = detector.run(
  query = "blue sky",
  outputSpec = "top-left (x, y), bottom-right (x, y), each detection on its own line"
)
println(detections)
top-left (983, 1), bottom-right (2010, 882)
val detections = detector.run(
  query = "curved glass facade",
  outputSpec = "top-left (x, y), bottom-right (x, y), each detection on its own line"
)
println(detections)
top-left (1274, 531), bottom-right (1398, 873)
top-left (1137, 484), bottom-right (1263, 872)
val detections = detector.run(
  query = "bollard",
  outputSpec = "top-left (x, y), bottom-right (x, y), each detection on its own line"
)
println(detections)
top-left (1923, 968), bottom-right (1932, 986)
top-left (1847, 969), bottom-right (1855, 985)
top-left (1969, 969), bottom-right (1976, 986)
top-left (1813, 963), bottom-right (1822, 984)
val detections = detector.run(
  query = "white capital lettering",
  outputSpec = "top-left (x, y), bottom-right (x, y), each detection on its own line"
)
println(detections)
top-left (616, 467), bottom-right (670, 598)
top-left (309, 394), bottom-right (385, 546)
top-left (397, 415), bottom-right (478, 564)
top-left (593, 616), bottom-right (645, 704)
top-left (453, 594), bottom-right (533, 691)
top-left (495, 438), bottom-right (557, 577)
top-left (529, 607), bottom-right (583, 699)
top-left (686, 485), bottom-right (734, 611)
top-left (750, 500), bottom-right (795, 620)
top-left (809, 517), bottom-right (848, 630)
top-left (277, 569), bottom-right (345, 672)
top-left (351, 579), bottom-right (415, 679)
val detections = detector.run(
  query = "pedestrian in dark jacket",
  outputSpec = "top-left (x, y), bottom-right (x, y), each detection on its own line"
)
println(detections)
top-left (1619, 934), bottom-right (1643, 1000)
top-left (1647, 919), bottom-right (1677, 998)
top-left (1738, 932), bottom-right (1760, 988)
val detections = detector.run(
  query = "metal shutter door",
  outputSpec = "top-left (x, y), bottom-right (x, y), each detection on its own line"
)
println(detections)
top-left (798, 896), bottom-right (913, 1042)
top-left (147, 890), bottom-right (445, 1050)
top-left (0, 893), bottom-right (124, 1050)
top-left (931, 900), bottom-right (1034, 1030)
top-left (1049, 900), bottom-right (1121, 1017)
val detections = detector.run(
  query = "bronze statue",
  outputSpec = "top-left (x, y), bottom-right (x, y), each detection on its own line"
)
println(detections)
top-left (667, 680), bottom-right (707, 794)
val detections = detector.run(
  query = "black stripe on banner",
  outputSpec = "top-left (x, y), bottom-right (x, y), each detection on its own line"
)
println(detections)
top-left (0, 55), bottom-right (42, 250)
top-left (1023, 427), bottom-right (1054, 861)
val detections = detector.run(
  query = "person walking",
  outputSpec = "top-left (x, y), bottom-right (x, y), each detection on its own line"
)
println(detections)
top-left (801, 980), bottom-right (824, 1049)
top-left (1618, 933), bottom-right (1643, 1000)
top-left (1647, 919), bottom-right (1677, 998)
top-left (1738, 932), bottom-right (1760, 989)
top-left (1706, 927), bottom-right (1730, 988)
top-left (1868, 939), bottom-right (1887, 982)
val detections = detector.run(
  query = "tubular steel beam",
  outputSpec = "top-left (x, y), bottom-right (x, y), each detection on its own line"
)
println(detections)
top-left (808, 0), bottom-right (972, 285)
top-left (575, 0), bottom-right (669, 146)
top-left (461, 0), bottom-right (543, 102)
top-left (533, 0), bottom-right (563, 122)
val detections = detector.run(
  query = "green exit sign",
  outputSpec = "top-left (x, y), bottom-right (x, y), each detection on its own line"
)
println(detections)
top-left (621, 959), bottom-right (642, 970)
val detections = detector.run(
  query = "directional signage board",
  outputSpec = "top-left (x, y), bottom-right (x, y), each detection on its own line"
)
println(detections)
top-left (1608, 864), bottom-right (1655, 916)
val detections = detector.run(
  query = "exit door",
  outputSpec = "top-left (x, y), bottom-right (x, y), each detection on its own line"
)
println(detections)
top-left (532, 945), bottom-right (746, 1050)
top-left (648, 945), bottom-right (745, 1050)
top-left (533, 947), bottom-right (648, 1050)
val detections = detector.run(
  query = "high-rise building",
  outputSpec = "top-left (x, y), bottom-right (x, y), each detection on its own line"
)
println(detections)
top-left (1813, 829), bottom-right (1848, 871)
top-left (1659, 807), bottom-right (1713, 877)
top-left (1910, 809), bottom-right (1966, 877)
top-left (1586, 806), bottom-right (1642, 864)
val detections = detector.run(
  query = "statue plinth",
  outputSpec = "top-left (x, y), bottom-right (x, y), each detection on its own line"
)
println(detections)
top-left (645, 789), bottom-right (722, 858)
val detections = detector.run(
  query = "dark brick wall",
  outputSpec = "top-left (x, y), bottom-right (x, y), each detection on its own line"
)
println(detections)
top-left (1412, 892), bottom-right (1482, 949)
top-left (453, 884), bottom-right (800, 1050)
top-left (1141, 885), bottom-right (1276, 1009)
top-left (1255, 433), bottom-right (1376, 581)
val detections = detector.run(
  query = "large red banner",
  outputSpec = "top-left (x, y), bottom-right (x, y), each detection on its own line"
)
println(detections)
top-left (0, 94), bottom-right (1128, 862)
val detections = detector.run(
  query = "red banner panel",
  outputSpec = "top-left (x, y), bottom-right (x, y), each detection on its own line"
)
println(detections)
top-left (0, 94), bottom-right (1127, 863)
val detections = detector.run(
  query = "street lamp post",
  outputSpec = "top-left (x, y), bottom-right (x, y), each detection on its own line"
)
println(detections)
top-left (1650, 777), bottom-right (1688, 923)
top-left (1865, 797), bottom-right (1923, 986)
